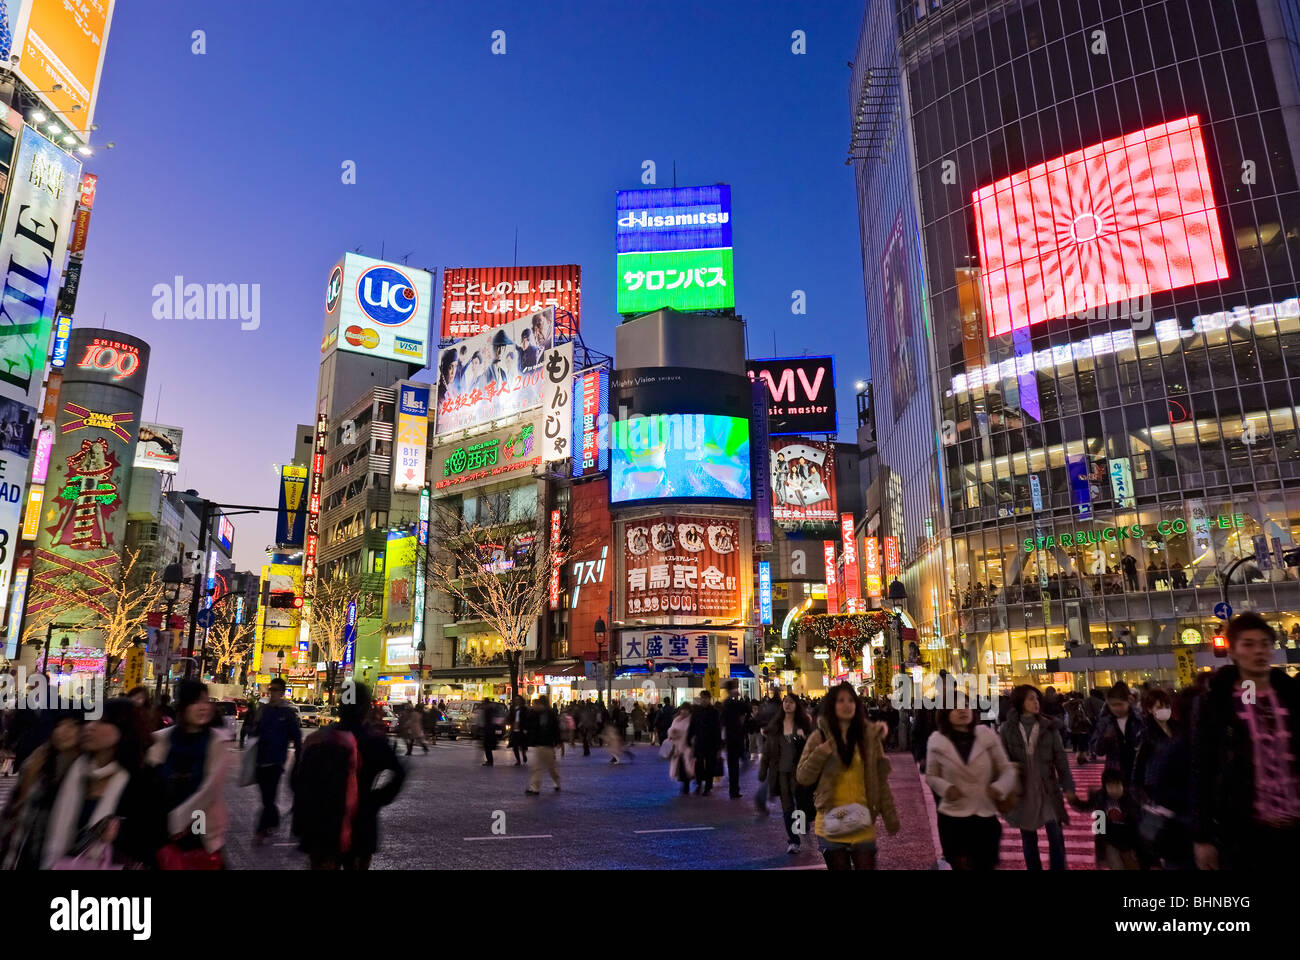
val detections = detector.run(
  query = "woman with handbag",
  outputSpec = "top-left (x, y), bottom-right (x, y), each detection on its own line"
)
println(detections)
top-left (665, 705), bottom-right (695, 795)
top-left (926, 705), bottom-right (1018, 870)
top-left (796, 682), bottom-right (900, 870)
top-left (758, 693), bottom-right (816, 854)
top-left (146, 680), bottom-right (233, 869)
top-left (998, 685), bottom-right (1077, 870)
top-left (41, 698), bottom-right (163, 869)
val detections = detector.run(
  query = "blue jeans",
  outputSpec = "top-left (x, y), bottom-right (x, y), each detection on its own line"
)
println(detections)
top-left (1021, 820), bottom-right (1067, 870)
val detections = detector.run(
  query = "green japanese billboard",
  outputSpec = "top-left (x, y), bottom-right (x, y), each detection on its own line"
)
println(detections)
top-left (615, 248), bottom-right (734, 314)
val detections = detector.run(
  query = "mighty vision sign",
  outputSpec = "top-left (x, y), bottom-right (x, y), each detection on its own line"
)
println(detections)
top-left (1023, 513), bottom-right (1245, 552)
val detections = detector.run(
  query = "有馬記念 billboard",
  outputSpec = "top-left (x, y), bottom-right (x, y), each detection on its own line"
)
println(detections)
top-left (440, 265), bottom-right (580, 341)
top-left (434, 306), bottom-right (557, 435)
top-left (622, 516), bottom-right (741, 620)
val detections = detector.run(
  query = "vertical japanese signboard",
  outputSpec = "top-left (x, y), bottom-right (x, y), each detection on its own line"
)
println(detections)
top-left (303, 413), bottom-right (327, 599)
top-left (540, 342), bottom-right (573, 463)
top-left (884, 536), bottom-right (900, 578)
top-left (571, 366), bottom-right (608, 478)
top-left (393, 382), bottom-right (429, 493)
top-left (549, 508), bottom-right (562, 611)
top-left (840, 515), bottom-right (861, 613)
top-left (823, 541), bottom-right (839, 614)
top-left (758, 560), bottom-right (772, 625)
top-left (864, 536), bottom-right (881, 598)
top-left (276, 464), bottom-right (307, 547)
top-left (750, 379), bottom-right (771, 545)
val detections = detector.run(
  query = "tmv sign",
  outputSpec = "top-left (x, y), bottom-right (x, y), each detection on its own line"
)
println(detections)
top-left (746, 355), bottom-right (837, 435)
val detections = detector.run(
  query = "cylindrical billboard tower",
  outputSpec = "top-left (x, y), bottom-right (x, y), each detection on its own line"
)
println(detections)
top-left (27, 328), bottom-right (150, 655)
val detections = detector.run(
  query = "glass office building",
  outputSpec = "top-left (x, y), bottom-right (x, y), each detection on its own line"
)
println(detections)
top-left (857, 0), bottom-right (1300, 685)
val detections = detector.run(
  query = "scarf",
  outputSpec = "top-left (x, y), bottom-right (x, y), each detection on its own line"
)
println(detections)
top-left (41, 756), bottom-right (130, 868)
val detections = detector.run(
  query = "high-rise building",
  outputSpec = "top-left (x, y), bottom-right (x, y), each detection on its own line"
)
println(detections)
top-left (853, 0), bottom-right (1300, 686)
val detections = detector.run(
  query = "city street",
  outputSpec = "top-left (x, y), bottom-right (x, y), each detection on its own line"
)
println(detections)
top-left (220, 736), bottom-right (942, 871)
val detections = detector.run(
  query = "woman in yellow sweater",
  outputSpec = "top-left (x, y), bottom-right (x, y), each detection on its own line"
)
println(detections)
top-left (796, 682), bottom-right (900, 869)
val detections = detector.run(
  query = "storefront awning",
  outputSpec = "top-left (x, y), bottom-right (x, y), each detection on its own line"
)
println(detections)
top-left (615, 663), bottom-right (754, 678)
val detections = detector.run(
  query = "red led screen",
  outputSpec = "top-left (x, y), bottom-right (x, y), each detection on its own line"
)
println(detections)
top-left (972, 115), bottom-right (1229, 337)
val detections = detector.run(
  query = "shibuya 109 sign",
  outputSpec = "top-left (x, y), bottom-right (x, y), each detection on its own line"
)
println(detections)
top-left (432, 413), bottom-right (543, 491)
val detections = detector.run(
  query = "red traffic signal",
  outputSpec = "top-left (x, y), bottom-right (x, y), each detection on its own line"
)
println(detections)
top-left (1212, 634), bottom-right (1228, 657)
top-left (293, 597), bottom-right (303, 609)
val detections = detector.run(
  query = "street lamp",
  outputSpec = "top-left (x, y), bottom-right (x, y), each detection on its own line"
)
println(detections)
top-left (594, 617), bottom-right (608, 705)
top-left (887, 578), bottom-right (908, 671)
top-left (416, 638), bottom-right (426, 705)
top-left (40, 623), bottom-right (77, 684)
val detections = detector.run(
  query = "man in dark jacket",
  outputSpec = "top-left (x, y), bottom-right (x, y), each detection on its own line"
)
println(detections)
top-left (687, 691), bottom-right (722, 795)
top-left (251, 677), bottom-right (301, 842)
top-left (1192, 612), bottom-right (1300, 870)
top-left (654, 698), bottom-right (674, 745)
top-left (720, 681), bottom-right (748, 798)
top-left (523, 696), bottom-right (562, 795)
top-left (1088, 681), bottom-right (1142, 785)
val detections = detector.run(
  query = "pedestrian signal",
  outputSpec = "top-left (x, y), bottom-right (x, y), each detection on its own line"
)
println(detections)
top-left (1212, 634), bottom-right (1228, 657)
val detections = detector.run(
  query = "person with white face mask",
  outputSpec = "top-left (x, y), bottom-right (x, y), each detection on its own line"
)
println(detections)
top-left (1133, 688), bottom-right (1193, 869)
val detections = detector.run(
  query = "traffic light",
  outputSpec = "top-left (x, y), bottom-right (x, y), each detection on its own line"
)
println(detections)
top-left (1212, 633), bottom-right (1229, 657)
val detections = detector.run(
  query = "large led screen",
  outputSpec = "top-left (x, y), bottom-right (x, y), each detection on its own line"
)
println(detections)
top-left (972, 115), bottom-right (1229, 337)
top-left (616, 248), bottom-right (734, 315)
top-left (610, 413), bottom-right (750, 503)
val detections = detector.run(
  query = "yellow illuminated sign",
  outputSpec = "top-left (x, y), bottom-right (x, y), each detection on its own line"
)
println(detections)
top-left (21, 485), bottom-right (43, 540)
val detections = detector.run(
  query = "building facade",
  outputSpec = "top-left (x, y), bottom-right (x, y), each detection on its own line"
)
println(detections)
top-left (858, 0), bottom-right (1300, 688)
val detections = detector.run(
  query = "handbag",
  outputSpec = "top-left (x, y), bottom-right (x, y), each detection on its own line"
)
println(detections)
top-left (239, 737), bottom-right (259, 787)
top-left (157, 842), bottom-right (223, 870)
top-left (994, 757), bottom-right (1023, 816)
top-left (822, 802), bottom-right (873, 838)
top-left (52, 819), bottom-right (123, 871)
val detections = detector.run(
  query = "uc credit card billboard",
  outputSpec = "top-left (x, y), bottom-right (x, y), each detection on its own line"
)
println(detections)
top-left (616, 185), bottom-right (734, 314)
top-left (322, 253), bottom-right (433, 365)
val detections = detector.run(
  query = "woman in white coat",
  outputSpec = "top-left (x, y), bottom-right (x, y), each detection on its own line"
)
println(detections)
top-left (665, 705), bottom-right (695, 795)
top-left (925, 706), bottom-right (1018, 870)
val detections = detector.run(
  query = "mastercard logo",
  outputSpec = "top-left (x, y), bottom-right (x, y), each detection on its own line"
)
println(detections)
top-left (344, 325), bottom-right (380, 349)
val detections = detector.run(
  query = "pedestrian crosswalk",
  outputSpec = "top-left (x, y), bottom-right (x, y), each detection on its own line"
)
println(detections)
top-left (919, 758), bottom-right (1104, 870)
top-left (996, 760), bottom-right (1102, 871)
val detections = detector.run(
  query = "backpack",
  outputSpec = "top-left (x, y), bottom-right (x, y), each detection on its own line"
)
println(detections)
top-left (291, 727), bottom-right (359, 856)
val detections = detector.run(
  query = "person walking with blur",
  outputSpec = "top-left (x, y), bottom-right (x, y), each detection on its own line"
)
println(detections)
top-left (508, 696), bottom-right (529, 766)
top-left (999, 684), bottom-right (1076, 870)
top-left (721, 681), bottom-right (748, 798)
top-left (524, 696), bottom-right (562, 795)
top-left (795, 683), bottom-right (899, 869)
top-left (0, 711), bottom-right (83, 870)
top-left (665, 705), bottom-right (694, 795)
top-left (41, 699), bottom-right (163, 869)
top-left (248, 677), bottom-right (301, 843)
top-left (926, 705), bottom-right (1018, 870)
top-left (1192, 612), bottom-right (1300, 870)
top-left (631, 702), bottom-right (646, 743)
top-left (1090, 681), bottom-right (1143, 785)
top-left (481, 697), bottom-right (500, 766)
top-left (687, 691), bottom-right (722, 795)
top-left (759, 693), bottom-right (815, 853)
top-left (1133, 687), bottom-right (1193, 869)
top-left (147, 680), bottom-right (233, 868)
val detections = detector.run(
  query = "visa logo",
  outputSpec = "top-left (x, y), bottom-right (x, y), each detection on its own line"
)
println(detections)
top-left (394, 337), bottom-right (423, 356)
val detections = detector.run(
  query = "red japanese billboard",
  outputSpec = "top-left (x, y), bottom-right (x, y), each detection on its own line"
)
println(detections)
top-left (770, 437), bottom-right (837, 530)
top-left (840, 514), bottom-right (861, 613)
top-left (549, 508), bottom-right (562, 611)
top-left (440, 265), bottom-right (581, 340)
top-left (884, 536), bottom-right (900, 577)
top-left (623, 516), bottom-right (741, 620)
top-left (973, 115), bottom-right (1228, 337)
top-left (568, 480), bottom-right (612, 659)
top-left (823, 540), bottom-right (838, 613)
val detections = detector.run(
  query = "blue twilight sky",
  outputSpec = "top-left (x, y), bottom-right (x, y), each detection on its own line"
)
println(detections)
top-left (76, 0), bottom-right (869, 572)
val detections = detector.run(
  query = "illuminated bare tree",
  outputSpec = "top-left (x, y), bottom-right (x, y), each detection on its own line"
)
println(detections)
top-left (426, 495), bottom-right (589, 701)
top-left (307, 570), bottom-right (375, 703)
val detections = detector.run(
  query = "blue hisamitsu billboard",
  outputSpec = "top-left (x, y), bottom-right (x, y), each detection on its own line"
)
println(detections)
top-left (616, 185), bottom-right (732, 254)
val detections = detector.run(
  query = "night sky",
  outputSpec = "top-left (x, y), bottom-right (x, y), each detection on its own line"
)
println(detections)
top-left (78, 0), bottom-right (868, 571)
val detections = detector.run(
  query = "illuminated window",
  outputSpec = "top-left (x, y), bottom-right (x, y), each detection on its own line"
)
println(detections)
top-left (972, 115), bottom-right (1230, 337)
